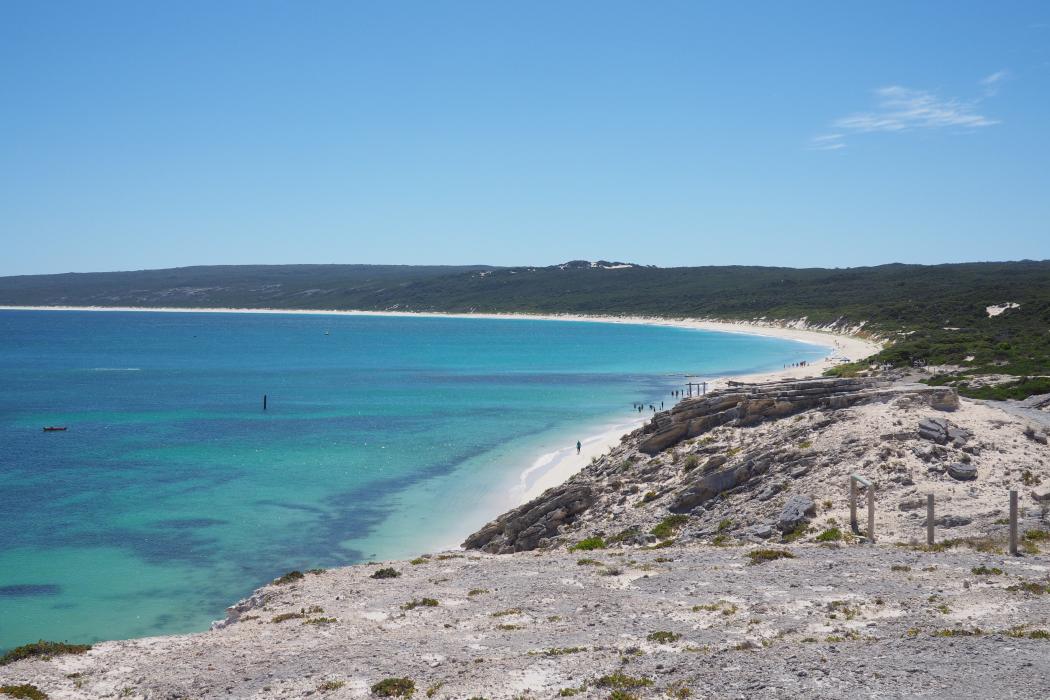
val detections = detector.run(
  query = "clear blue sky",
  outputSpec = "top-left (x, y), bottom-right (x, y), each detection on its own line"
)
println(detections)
top-left (2, 2), bottom-right (1048, 275)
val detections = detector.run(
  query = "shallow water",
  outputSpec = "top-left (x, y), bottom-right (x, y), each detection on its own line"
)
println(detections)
top-left (0, 310), bottom-right (827, 650)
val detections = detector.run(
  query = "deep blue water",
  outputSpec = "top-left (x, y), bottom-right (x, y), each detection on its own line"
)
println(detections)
top-left (0, 310), bottom-right (827, 650)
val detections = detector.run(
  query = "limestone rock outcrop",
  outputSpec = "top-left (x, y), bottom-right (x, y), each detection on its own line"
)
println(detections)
top-left (777, 494), bottom-right (817, 532)
top-left (918, 417), bottom-right (972, 447)
top-left (462, 483), bottom-right (595, 553)
top-left (637, 378), bottom-right (958, 456)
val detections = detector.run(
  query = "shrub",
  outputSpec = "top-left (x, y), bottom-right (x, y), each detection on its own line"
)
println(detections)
top-left (692, 601), bottom-right (737, 615)
top-left (371, 567), bottom-right (401, 579)
top-left (273, 570), bottom-right (304, 585)
top-left (318, 680), bottom-right (345, 691)
top-left (971, 566), bottom-right (1003, 575)
top-left (931, 628), bottom-right (982, 637)
top-left (535, 646), bottom-right (585, 656)
top-left (890, 564), bottom-right (911, 572)
top-left (781, 524), bottom-right (810, 543)
top-left (651, 515), bottom-right (689, 540)
top-left (401, 598), bottom-right (439, 610)
top-left (576, 558), bottom-right (602, 566)
top-left (1007, 582), bottom-right (1048, 595)
top-left (595, 672), bottom-right (653, 689)
top-left (815, 528), bottom-right (842, 542)
top-left (569, 537), bottom-right (605, 552)
top-left (371, 677), bottom-right (416, 697)
top-left (636, 491), bottom-right (659, 506)
top-left (0, 641), bottom-right (91, 666)
top-left (646, 631), bottom-right (681, 644)
top-left (272, 612), bottom-right (306, 623)
top-left (0, 685), bottom-right (48, 700)
top-left (747, 549), bottom-right (795, 565)
top-left (683, 455), bottom-right (700, 471)
top-left (826, 600), bottom-right (859, 620)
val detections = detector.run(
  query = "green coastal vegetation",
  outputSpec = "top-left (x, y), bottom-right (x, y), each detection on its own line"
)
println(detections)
top-left (2, 260), bottom-right (1048, 396)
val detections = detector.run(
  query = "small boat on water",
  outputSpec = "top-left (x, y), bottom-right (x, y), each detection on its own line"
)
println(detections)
top-left (42, 426), bottom-right (67, 432)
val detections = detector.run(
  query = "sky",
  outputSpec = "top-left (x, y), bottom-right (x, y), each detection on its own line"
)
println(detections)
top-left (2, 2), bottom-right (1049, 276)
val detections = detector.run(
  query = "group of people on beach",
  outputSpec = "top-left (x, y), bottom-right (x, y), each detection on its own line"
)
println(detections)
top-left (784, 360), bottom-right (809, 368)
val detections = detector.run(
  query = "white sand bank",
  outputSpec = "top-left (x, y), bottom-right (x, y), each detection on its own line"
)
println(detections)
top-left (0, 305), bottom-right (880, 365)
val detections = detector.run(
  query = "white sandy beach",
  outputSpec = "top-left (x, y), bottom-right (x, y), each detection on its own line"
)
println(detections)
top-left (0, 304), bottom-right (880, 361)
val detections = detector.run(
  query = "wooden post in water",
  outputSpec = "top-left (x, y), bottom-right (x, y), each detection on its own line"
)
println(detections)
top-left (263, 394), bottom-right (268, 411)
top-left (1009, 489), bottom-right (1019, 556)
top-left (927, 494), bottom-right (935, 546)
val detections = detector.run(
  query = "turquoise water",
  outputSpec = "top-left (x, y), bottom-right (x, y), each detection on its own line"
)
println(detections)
top-left (0, 310), bottom-right (827, 650)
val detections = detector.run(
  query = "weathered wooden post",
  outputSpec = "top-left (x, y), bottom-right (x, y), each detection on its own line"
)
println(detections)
top-left (927, 494), bottom-right (935, 546)
top-left (867, 484), bottom-right (876, 543)
top-left (850, 474), bottom-right (875, 542)
top-left (849, 476), bottom-right (858, 532)
top-left (1009, 489), bottom-right (1019, 556)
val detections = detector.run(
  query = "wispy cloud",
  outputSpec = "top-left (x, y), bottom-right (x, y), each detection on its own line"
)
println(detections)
top-left (980, 69), bottom-right (1010, 96)
top-left (808, 133), bottom-right (846, 151)
top-left (834, 86), bottom-right (998, 132)
top-left (811, 75), bottom-right (1004, 151)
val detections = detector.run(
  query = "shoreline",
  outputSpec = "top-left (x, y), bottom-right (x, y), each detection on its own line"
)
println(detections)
top-left (0, 303), bottom-right (881, 364)
top-left (513, 415), bottom-right (650, 506)
top-left (2, 304), bottom-right (881, 515)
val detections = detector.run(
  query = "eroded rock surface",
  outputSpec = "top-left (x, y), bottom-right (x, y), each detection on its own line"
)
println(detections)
top-left (637, 378), bottom-right (958, 456)
top-left (462, 483), bottom-right (595, 553)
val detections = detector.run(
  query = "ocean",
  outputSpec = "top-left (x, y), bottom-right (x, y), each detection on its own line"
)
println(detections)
top-left (0, 310), bottom-right (828, 651)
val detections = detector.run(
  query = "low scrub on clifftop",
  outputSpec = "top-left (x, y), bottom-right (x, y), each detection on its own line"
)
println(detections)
top-left (0, 641), bottom-right (91, 666)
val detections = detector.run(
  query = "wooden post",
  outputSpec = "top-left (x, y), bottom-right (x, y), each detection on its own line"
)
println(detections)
top-left (702, 381), bottom-right (707, 395)
top-left (849, 477), bottom-right (858, 532)
top-left (263, 394), bottom-right (268, 411)
top-left (867, 486), bottom-right (876, 543)
top-left (1009, 489), bottom-right (1019, 556)
top-left (926, 494), bottom-right (935, 546)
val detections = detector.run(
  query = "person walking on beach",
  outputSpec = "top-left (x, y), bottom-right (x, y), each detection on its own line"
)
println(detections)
top-left (576, 440), bottom-right (581, 455)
